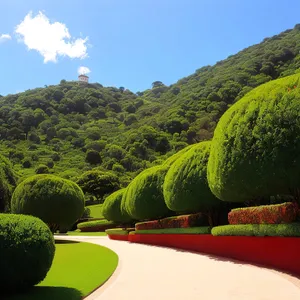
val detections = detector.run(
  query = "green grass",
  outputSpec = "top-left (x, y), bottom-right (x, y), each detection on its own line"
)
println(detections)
top-left (87, 204), bottom-right (104, 218)
top-left (66, 231), bottom-right (107, 236)
top-left (105, 228), bottom-right (134, 235)
top-left (133, 226), bottom-right (212, 234)
top-left (7, 240), bottom-right (118, 300)
top-left (212, 223), bottom-right (300, 237)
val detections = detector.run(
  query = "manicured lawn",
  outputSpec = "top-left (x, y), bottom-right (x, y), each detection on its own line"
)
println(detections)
top-left (67, 231), bottom-right (107, 236)
top-left (87, 204), bottom-right (104, 218)
top-left (7, 240), bottom-right (118, 300)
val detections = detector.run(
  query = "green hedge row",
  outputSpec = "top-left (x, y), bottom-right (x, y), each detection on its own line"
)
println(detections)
top-left (133, 226), bottom-right (211, 235)
top-left (105, 228), bottom-right (135, 235)
top-left (212, 223), bottom-right (300, 237)
top-left (77, 219), bottom-right (116, 232)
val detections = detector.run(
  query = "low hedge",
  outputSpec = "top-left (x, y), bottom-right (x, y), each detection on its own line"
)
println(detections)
top-left (212, 223), bottom-right (300, 237)
top-left (77, 219), bottom-right (116, 232)
top-left (133, 226), bottom-right (211, 235)
top-left (135, 213), bottom-right (207, 230)
top-left (105, 228), bottom-right (134, 235)
top-left (228, 202), bottom-right (297, 225)
top-left (0, 214), bottom-right (55, 293)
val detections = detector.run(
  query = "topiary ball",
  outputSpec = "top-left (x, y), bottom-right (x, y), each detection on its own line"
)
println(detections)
top-left (102, 189), bottom-right (132, 223)
top-left (163, 141), bottom-right (221, 213)
top-left (0, 213), bottom-right (55, 292)
top-left (207, 73), bottom-right (300, 202)
top-left (122, 166), bottom-right (172, 221)
top-left (11, 174), bottom-right (85, 232)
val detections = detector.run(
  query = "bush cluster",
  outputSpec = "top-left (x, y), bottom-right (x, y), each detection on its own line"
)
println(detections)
top-left (228, 202), bottom-right (298, 225)
top-left (134, 227), bottom-right (211, 235)
top-left (0, 214), bottom-right (55, 292)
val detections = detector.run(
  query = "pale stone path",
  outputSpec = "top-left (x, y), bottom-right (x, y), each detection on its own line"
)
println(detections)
top-left (57, 236), bottom-right (300, 300)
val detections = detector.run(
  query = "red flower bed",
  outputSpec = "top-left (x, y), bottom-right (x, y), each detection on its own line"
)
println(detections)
top-left (108, 234), bottom-right (129, 241)
top-left (228, 202), bottom-right (298, 225)
top-left (135, 213), bottom-right (206, 230)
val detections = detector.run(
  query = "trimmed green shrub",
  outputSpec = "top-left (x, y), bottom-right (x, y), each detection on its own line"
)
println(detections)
top-left (228, 202), bottom-right (297, 225)
top-left (105, 228), bottom-right (132, 235)
top-left (211, 223), bottom-right (300, 237)
top-left (208, 73), bottom-right (300, 202)
top-left (77, 219), bottom-right (116, 232)
top-left (134, 226), bottom-right (211, 234)
top-left (11, 174), bottom-right (85, 232)
top-left (0, 214), bottom-right (55, 292)
top-left (162, 145), bottom-right (194, 167)
top-left (164, 141), bottom-right (221, 213)
top-left (122, 166), bottom-right (172, 221)
top-left (102, 189), bottom-right (132, 223)
top-left (135, 213), bottom-right (207, 230)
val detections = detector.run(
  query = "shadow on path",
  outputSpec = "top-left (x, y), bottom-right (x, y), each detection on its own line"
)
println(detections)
top-left (4, 286), bottom-right (83, 300)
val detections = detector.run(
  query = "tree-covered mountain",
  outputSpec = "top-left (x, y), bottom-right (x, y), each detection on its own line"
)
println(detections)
top-left (1, 24), bottom-right (300, 196)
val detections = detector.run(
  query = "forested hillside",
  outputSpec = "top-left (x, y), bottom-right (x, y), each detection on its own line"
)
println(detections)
top-left (1, 24), bottom-right (300, 195)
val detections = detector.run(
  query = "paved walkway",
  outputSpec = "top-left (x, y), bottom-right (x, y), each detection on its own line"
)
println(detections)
top-left (57, 236), bottom-right (300, 300)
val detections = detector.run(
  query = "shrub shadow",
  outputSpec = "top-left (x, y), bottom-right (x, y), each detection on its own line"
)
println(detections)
top-left (4, 286), bottom-right (83, 300)
top-left (55, 240), bottom-right (80, 244)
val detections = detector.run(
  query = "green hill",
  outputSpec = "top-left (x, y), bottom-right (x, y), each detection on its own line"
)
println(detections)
top-left (1, 24), bottom-right (300, 191)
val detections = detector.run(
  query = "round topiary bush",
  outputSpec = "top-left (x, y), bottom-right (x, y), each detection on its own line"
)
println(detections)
top-left (122, 166), bottom-right (172, 221)
top-left (102, 189), bottom-right (132, 223)
top-left (0, 213), bottom-right (55, 292)
top-left (163, 141), bottom-right (221, 213)
top-left (11, 174), bottom-right (85, 232)
top-left (207, 73), bottom-right (300, 203)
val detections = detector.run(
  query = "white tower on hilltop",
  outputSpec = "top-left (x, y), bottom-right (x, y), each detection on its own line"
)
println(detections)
top-left (78, 74), bottom-right (89, 83)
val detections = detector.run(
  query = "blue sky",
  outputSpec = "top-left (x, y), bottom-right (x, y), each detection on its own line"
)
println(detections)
top-left (0, 0), bottom-right (300, 96)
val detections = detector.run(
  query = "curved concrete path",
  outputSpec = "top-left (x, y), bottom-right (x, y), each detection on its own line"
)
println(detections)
top-left (57, 236), bottom-right (300, 300)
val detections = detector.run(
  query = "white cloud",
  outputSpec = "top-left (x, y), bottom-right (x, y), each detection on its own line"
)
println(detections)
top-left (15, 11), bottom-right (88, 63)
top-left (0, 34), bottom-right (12, 43)
top-left (78, 66), bottom-right (91, 75)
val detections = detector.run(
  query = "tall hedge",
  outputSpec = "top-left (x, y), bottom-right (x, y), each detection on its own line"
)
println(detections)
top-left (102, 188), bottom-right (132, 223)
top-left (122, 166), bottom-right (172, 221)
top-left (208, 73), bottom-right (300, 202)
top-left (11, 174), bottom-right (85, 232)
top-left (0, 214), bottom-right (55, 292)
top-left (164, 141), bottom-right (221, 213)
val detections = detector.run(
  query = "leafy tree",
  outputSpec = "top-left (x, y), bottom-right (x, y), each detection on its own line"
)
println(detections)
top-left (86, 150), bottom-right (102, 164)
top-left (77, 170), bottom-right (120, 202)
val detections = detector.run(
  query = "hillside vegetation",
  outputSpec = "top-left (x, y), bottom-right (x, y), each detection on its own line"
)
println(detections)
top-left (1, 24), bottom-right (300, 201)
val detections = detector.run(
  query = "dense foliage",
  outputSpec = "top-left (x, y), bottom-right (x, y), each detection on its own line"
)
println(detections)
top-left (1, 25), bottom-right (300, 188)
top-left (11, 174), bottom-right (85, 232)
top-left (122, 166), bottom-right (172, 221)
top-left (77, 170), bottom-right (120, 203)
top-left (102, 189), bottom-right (132, 223)
top-left (211, 223), bottom-right (300, 236)
top-left (0, 214), bottom-right (55, 292)
top-left (228, 202), bottom-right (297, 224)
top-left (164, 141), bottom-right (221, 213)
top-left (207, 73), bottom-right (300, 203)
